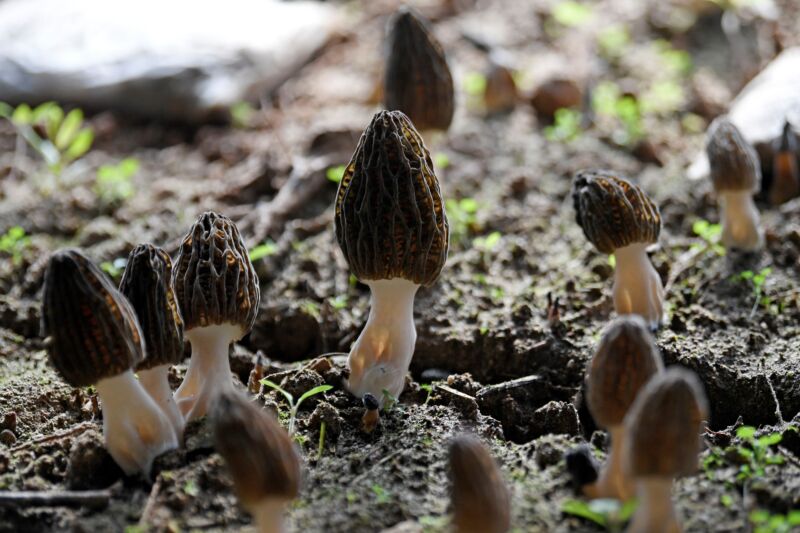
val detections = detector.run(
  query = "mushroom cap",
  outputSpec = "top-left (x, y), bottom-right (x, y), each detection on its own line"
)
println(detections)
top-left (775, 120), bottom-right (798, 155)
top-left (41, 248), bottom-right (144, 387)
top-left (334, 110), bottom-right (449, 286)
top-left (212, 391), bottom-right (300, 506)
top-left (449, 434), bottom-right (511, 533)
top-left (572, 170), bottom-right (661, 255)
top-left (586, 315), bottom-right (663, 428)
top-left (119, 243), bottom-right (185, 370)
top-left (384, 6), bottom-right (455, 132)
top-left (362, 392), bottom-right (380, 411)
top-left (625, 368), bottom-right (709, 478)
top-left (172, 212), bottom-right (260, 335)
top-left (706, 115), bottom-right (761, 193)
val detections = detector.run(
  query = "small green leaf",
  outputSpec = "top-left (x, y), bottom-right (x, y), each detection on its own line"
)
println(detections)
top-left (296, 385), bottom-right (333, 407)
top-left (0, 101), bottom-right (13, 119)
top-left (249, 240), bottom-right (278, 261)
top-left (326, 165), bottom-right (346, 183)
top-left (260, 379), bottom-right (294, 405)
top-left (11, 104), bottom-right (33, 125)
top-left (608, 254), bottom-right (616, 268)
top-left (562, 499), bottom-right (607, 527)
top-left (65, 128), bottom-right (94, 161)
top-left (737, 426), bottom-right (756, 439)
top-left (552, 1), bottom-right (592, 26)
top-left (434, 152), bottom-right (450, 169)
top-left (55, 109), bottom-right (84, 150)
top-left (463, 72), bottom-right (487, 96)
top-left (756, 433), bottom-right (782, 447)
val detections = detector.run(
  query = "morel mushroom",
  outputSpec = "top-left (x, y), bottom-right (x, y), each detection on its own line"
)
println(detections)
top-left (173, 212), bottom-right (260, 421)
top-left (42, 249), bottom-right (177, 475)
top-left (483, 60), bottom-right (519, 115)
top-left (768, 121), bottom-right (799, 205)
top-left (583, 316), bottom-right (663, 501)
top-left (335, 110), bottom-right (449, 404)
top-left (624, 368), bottom-right (708, 533)
top-left (706, 116), bottom-right (764, 251)
top-left (572, 170), bottom-right (664, 329)
top-left (213, 391), bottom-right (300, 533)
top-left (119, 243), bottom-right (185, 437)
top-left (449, 435), bottom-right (511, 533)
top-left (361, 392), bottom-right (380, 433)
top-left (384, 6), bottom-right (455, 133)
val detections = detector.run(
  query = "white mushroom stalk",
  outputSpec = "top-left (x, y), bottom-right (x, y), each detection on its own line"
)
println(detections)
top-left (96, 370), bottom-right (178, 475)
top-left (584, 425), bottom-right (633, 501)
top-left (138, 364), bottom-right (184, 438)
top-left (612, 243), bottom-right (664, 330)
top-left (346, 279), bottom-right (419, 403)
top-left (249, 498), bottom-right (291, 533)
top-left (718, 190), bottom-right (763, 251)
top-left (626, 478), bottom-right (679, 533)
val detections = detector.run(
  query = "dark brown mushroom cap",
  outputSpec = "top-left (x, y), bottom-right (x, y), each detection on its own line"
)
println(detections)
top-left (586, 316), bottom-right (663, 428)
top-left (212, 392), bottom-right (300, 505)
top-left (172, 212), bottom-right (260, 335)
top-left (449, 435), bottom-right (511, 533)
top-left (775, 120), bottom-right (798, 155)
top-left (119, 244), bottom-right (184, 370)
top-left (706, 115), bottom-right (761, 193)
top-left (572, 170), bottom-right (661, 255)
top-left (42, 249), bottom-right (144, 387)
top-left (384, 6), bottom-right (455, 132)
top-left (626, 368), bottom-right (709, 478)
top-left (334, 110), bottom-right (449, 286)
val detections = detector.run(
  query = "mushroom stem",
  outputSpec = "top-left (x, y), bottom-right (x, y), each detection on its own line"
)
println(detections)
top-left (95, 369), bottom-right (178, 475)
top-left (174, 324), bottom-right (241, 422)
top-left (612, 243), bottom-right (664, 330)
top-left (719, 190), bottom-right (763, 251)
top-left (138, 364), bottom-right (184, 439)
top-left (249, 498), bottom-right (288, 533)
top-left (769, 151), bottom-right (799, 205)
top-left (626, 477), bottom-right (679, 533)
top-left (583, 425), bottom-right (634, 501)
top-left (346, 279), bottom-right (419, 404)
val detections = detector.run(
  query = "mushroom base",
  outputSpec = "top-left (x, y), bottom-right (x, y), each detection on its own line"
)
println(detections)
top-left (96, 370), bottom-right (178, 476)
top-left (139, 364), bottom-right (185, 440)
top-left (612, 243), bottom-right (665, 330)
top-left (626, 477), bottom-right (680, 533)
top-left (346, 279), bottom-right (419, 405)
top-left (174, 323), bottom-right (242, 422)
top-left (719, 190), bottom-right (763, 251)
top-left (248, 497), bottom-right (288, 533)
top-left (583, 425), bottom-right (634, 501)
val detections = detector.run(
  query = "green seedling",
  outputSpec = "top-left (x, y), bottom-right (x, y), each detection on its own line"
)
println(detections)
top-left (434, 152), bottom-right (450, 169)
top-left (420, 384), bottom-right (434, 405)
top-left (229, 101), bottom-right (256, 129)
top-left (735, 268), bottom-right (773, 317)
top-left (551, 1), bottom-right (593, 27)
top-left (749, 509), bottom-right (800, 533)
top-left (260, 379), bottom-right (333, 435)
top-left (597, 24), bottom-right (630, 60)
top-left (381, 388), bottom-right (398, 412)
top-left (95, 158), bottom-right (139, 206)
top-left (473, 231), bottom-right (502, 251)
top-left (328, 294), bottom-right (348, 310)
top-left (445, 197), bottom-right (480, 247)
top-left (463, 72), bottom-right (487, 97)
top-left (0, 226), bottom-right (30, 266)
top-left (249, 240), bottom-right (278, 261)
top-left (300, 300), bottom-right (321, 320)
top-left (371, 484), bottom-right (392, 504)
top-left (317, 421), bottom-right (327, 459)
top-left (732, 426), bottom-right (783, 482)
top-left (691, 219), bottom-right (725, 256)
top-left (544, 108), bottom-right (582, 142)
top-left (99, 257), bottom-right (127, 281)
top-left (562, 498), bottom-right (637, 531)
top-left (326, 165), bottom-right (346, 184)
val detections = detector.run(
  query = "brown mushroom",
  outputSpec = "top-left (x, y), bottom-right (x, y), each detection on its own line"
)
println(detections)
top-left (361, 392), bottom-right (380, 433)
top-left (334, 110), bottom-right (449, 404)
top-left (768, 121), bottom-right (799, 205)
top-left (42, 249), bottom-right (177, 475)
top-left (530, 78), bottom-right (582, 120)
top-left (172, 212), bottom-right (260, 421)
top-left (483, 60), bottom-right (519, 115)
top-left (572, 170), bottom-right (664, 329)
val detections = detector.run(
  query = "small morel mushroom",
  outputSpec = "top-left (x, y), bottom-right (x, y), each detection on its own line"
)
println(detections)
top-left (706, 116), bottom-right (764, 251)
top-left (584, 316), bottom-right (663, 501)
top-left (119, 243), bottom-right (185, 437)
top-left (530, 78), bottom-right (582, 120)
top-left (624, 368), bottom-right (708, 533)
top-left (384, 6), bottom-right (455, 133)
top-left (483, 60), bottom-right (518, 115)
top-left (335, 110), bottom-right (449, 404)
top-left (361, 393), bottom-right (380, 433)
top-left (449, 435), bottom-right (511, 533)
top-left (42, 249), bottom-right (177, 475)
top-left (768, 121), bottom-right (799, 205)
top-left (572, 170), bottom-right (664, 329)
top-left (173, 212), bottom-right (260, 421)
top-left (213, 392), bottom-right (300, 533)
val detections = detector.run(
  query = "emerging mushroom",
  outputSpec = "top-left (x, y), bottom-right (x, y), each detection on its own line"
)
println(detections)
top-left (213, 391), bottom-right (300, 533)
top-left (706, 116), bottom-right (764, 251)
top-left (483, 59), bottom-right (518, 115)
top-left (449, 434), bottom-right (511, 533)
top-left (42, 249), bottom-right (177, 475)
top-left (572, 170), bottom-right (664, 329)
top-left (624, 368), bottom-right (708, 533)
top-left (583, 316), bottom-right (663, 501)
top-left (334, 110), bottom-right (449, 404)
top-left (768, 121), bottom-right (799, 205)
top-left (361, 392), bottom-right (380, 433)
top-left (172, 212), bottom-right (260, 421)
top-left (119, 243), bottom-right (185, 437)
top-left (384, 6), bottom-right (455, 134)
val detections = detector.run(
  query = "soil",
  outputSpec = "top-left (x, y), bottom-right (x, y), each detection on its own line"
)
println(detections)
top-left (1, 0), bottom-right (799, 532)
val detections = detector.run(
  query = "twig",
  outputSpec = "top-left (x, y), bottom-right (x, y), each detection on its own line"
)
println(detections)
top-left (0, 490), bottom-right (110, 509)
top-left (138, 476), bottom-right (163, 527)
top-left (11, 422), bottom-right (95, 453)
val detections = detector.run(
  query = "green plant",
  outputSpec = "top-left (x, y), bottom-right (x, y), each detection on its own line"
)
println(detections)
top-left (381, 388), bottom-right (398, 411)
top-left (317, 421), bottom-right (327, 459)
top-left (328, 294), bottom-right (348, 310)
top-left (749, 509), bottom-right (800, 533)
top-left (249, 240), bottom-right (278, 261)
top-left (736, 268), bottom-right (773, 317)
top-left (326, 165), bottom-right (346, 184)
top-left (259, 379), bottom-right (333, 435)
top-left (597, 24), bottom-right (630, 60)
top-left (732, 426), bottom-right (783, 482)
top-left (229, 101), bottom-right (256, 128)
top-left (445, 197), bottom-right (480, 246)
top-left (0, 226), bottom-right (30, 266)
top-left (100, 258), bottom-right (127, 280)
top-left (562, 498), bottom-right (637, 530)
top-left (371, 484), bottom-right (392, 504)
top-left (473, 231), bottom-right (501, 251)
top-left (551, 1), bottom-right (593, 27)
top-left (463, 72), bottom-right (487, 97)
top-left (420, 383), bottom-right (434, 405)
top-left (544, 108), bottom-right (582, 142)
top-left (434, 152), bottom-right (450, 169)
top-left (691, 219), bottom-right (725, 256)
top-left (95, 158), bottom-right (139, 206)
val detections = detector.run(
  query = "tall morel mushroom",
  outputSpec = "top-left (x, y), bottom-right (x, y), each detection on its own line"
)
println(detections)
top-left (42, 249), bottom-right (178, 475)
top-left (768, 121), bottom-right (799, 205)
top-left (572, 170), bottom-right (664, 329)
top-left (173, 212), bottom-right (260, 421)
top-left (449, 435), bottom-right (511, 533)
top-left (584, 316), bottom-right (663, 501)
top-left (335, 110), bottom-right (449, 403)
top-left (624, 368), bottom-right (708, 533)
top-left (213, 391), bottom-right (300, 533)
top-left (706, 116), bottom-right (764, 251)
top-left (119, 243), bottom-right (185, 437)
top-left (384, 6), bottom-right (455, 133)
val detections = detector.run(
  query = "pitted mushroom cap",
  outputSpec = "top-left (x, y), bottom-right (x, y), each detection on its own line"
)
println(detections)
top-left (586, 315), bottom-right (663, 428)
top-left (384, 6), bottom-right (455, 132)
top-left (212, 392), bottom-right (300, 506)
top-left (449, 435), bottom-right (511, 533)
top-left (172, 212), bottom-right (260, 335)
top-left (626, 368), bottom-right (709, 478)
top-left (42, 249), bottom-right (144, 387)
top-left (706, 115), bottom-right (761, 193)
top-left (775, 120), bottom-right (798, 155)
top-left (119, 243), bottom-right (184, 370)
top-left (334, 110), bottom-right (449, 286)
top-left (572, 169), bottom-right (661, 255)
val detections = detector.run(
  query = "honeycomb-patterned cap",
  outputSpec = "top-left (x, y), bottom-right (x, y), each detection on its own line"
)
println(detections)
top-left (706, 115), bottom-right (761, 193)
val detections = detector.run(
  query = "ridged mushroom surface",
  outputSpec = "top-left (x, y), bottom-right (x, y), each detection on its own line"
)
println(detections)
top-left (706, 116), bottom-right (761, 193)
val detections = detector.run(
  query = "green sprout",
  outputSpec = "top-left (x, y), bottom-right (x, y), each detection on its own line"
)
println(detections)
top-left (100, 257), bottom-right (127, 281)
top-left (328, 295), bottom-right (348, 311)
top-left (317, 421), bottom-right (327, 459)
top-left (249, 240), bottom-right (278, 261)
top-left (463, 72), bottom-right (487, 97)
top-left (95, 158), bottom-right (139, 206)
top-left (597, 24), bottom-right (630, 60)
top-left (0, 226), bottom-right (30, 266)
top-left (551, 1), bottom-right (593, 27)
top-left (544, 108), bottom-right (582, 142)
top-left (562, 498), bottom-right (637, 530)
top-left (260, 379), bottom-right (333, 435)
top-left (371, 484), bottom-right (392, 504)
top-left (736, 268), bottom-right (773, 317)
top-left (434, 152), bottom-right (450, 169)
top-left (299, 300), bottom-right (321, 320)
top-left (381, 388), bottom-right (398, 411)
top-left (473, 231), bottom-right (501, 251)
top-left (445, 197), bottom-right (480, 247)
top-left (749, 509), bottom-right (800, 533)
top-left (230, 101), bottom-right (256, 129)
top-left (640, 80), bottom-right (686, 115)
top-left (691, 219), bottom-right (725, 256)
top-left (326, 165), bottom-right (346, 184)
top-left (420, 384), bottom-right (434, 405)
